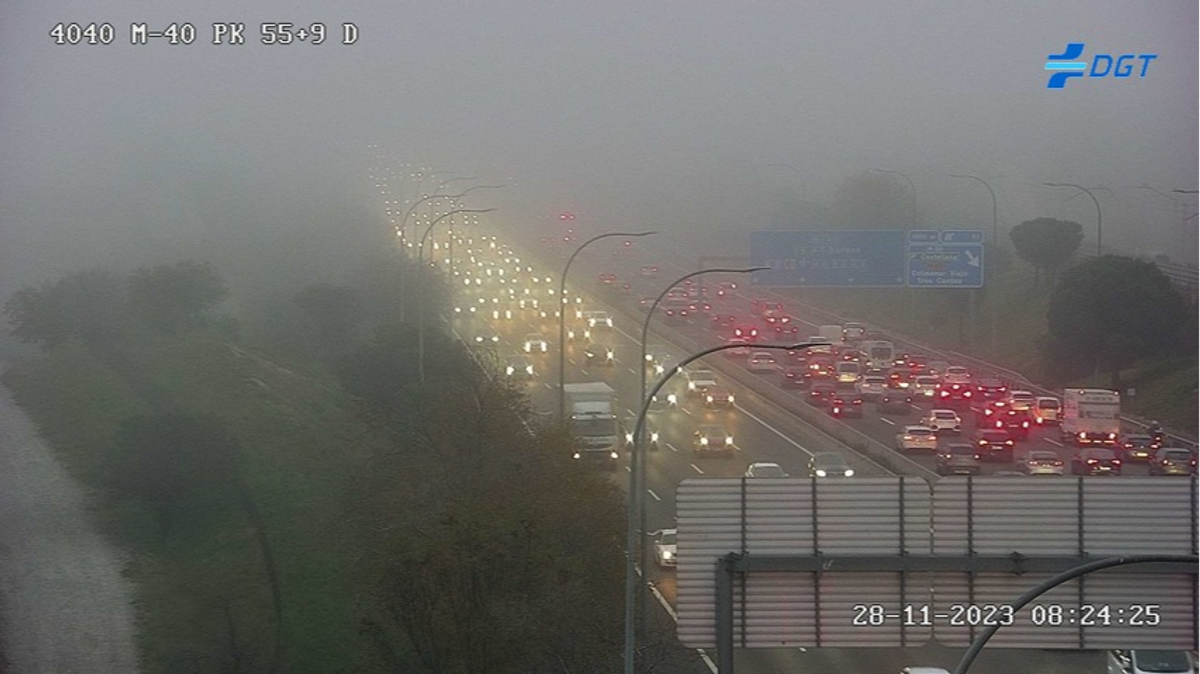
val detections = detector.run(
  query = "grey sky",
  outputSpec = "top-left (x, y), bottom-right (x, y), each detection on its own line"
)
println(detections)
top-left (2, 1), bottom-right (1196, 291)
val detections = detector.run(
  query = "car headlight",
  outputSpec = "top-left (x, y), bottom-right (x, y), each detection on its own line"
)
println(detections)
top-left (706, 395), bottom-right (714, 404)
top-left (524, 366), bottom-right (534, 375)
top-left (700, 437), bottom-right (709, 446)
top-left (667, 393), bottom-right (677, 405)
top-left (506, 366), bottom-right (515, 375)
top-left (724, 437), bottom-right (733, 446)
top-left (661, 550), bottom-right (672, 560)
top-left (610, 451), bottom-right (619, 459)
top-left (650, 431), bottom-right (659, 443)
top-left (625, 432), bottom-right (634, 444)
top-left (728, 394), bottom-right (735, 403)
top-left (689, 382), bottom-right (697, 390)
top-left (815, 469), bottom-right (828, 477)
top-left (844, 469), bottom-right (855, 477)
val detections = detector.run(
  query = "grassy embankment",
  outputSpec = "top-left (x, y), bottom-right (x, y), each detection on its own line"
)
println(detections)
top-left (2, 332), bottom-right (382, 673)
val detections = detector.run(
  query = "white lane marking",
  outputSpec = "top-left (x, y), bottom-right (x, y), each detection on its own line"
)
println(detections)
top-left (649, 581), bottom-right (677, 620)
top-left (698, 650), bottom-right (718, 674)
top-left (734, 404), bottom-right (814, 457)
top-left (627, 367), bottom-right (638, 376)
top-left (624, 465), bottom-right (632, 473)
top-left (1045, 438), bottom-right (1063, 446)
top-left (691, 464), bottom-right (704, 474)
top-left (880, 417), bottom-right (896, 426)
top-left (544, 383), bottom-right (553, 390)
top-left (667, 442), bottom-right (679, 453)
top-left (680, 406), bottom-right (693, 416)
top-left (647, 489), bottom-right (661, 502)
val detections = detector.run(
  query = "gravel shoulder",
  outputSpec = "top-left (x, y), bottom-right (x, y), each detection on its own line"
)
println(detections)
top-left (0, 383), bottom-right (141, 674)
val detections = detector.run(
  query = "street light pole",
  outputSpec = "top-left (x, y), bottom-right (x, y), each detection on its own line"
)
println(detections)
top-left (622, 340), bottom-right (822, 674)
top-left (1043, 182), bottom-right (1103, 256)
top-left (765, 162), bottom-right (806, 201)
top-left (874, 168), bottom-right (918, 228)
top-left (416, 208), bottom-right (497, 384)
top-left (950, 174), bottom-right (1000, 356)
top-left (556, 231), bottom-right (658, 419)
top-left (634, 266), bottom-right (767, 649)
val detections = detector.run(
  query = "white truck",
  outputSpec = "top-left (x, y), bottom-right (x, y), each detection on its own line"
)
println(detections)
top-left (565, 382), bottom-right (622, 468)
top-left (1061, 388), bottom-right (1121, 447)
top-left (818, 324), bottom-right (844, 345)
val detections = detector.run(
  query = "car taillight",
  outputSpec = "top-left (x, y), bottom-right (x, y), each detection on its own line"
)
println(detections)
top-left (1112, 458), bottom-right (1121, 465)
top-left (1087, 458), bottom-right (1098, 464)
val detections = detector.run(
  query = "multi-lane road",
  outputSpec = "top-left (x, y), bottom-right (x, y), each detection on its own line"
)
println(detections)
top-left (441, 223), bottom-right (1186, 673)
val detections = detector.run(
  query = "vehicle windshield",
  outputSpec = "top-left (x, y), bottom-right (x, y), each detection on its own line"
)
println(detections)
top-left (1132, 650), bottom-right (1192, 671)
top-left (573, 417), bottom-right (617, 435)
top-left (657, 531), bottom-right (677, 546)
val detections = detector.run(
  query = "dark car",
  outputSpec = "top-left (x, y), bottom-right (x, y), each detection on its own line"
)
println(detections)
top-left (1120, 434), bottom-right (1161, 462)
top-left (877, 391), bottom-right (914, 415)
top-left (972, 429), bottom-right (1016, 463)
top-left (935, 382), bottom-right (974, 407)
top-left (974, 377), bottom-right (1009, 401)
top-left (808, 452), bottom-right (855, 478)
top-left (781, 365), bottom-right (809, 389)
top-left (1072, 448), bottom-right (1122, 475)
top-left (808, 382), bottom-right (837, 406)
top-left (989, 409), bottom-right (1032, 441)
top-left (1148, 448), bottom-right (1196, 476)
top-left (829, 395), bottom-right (864, 418)
top-left (936, 443), bottom-right (982, 476)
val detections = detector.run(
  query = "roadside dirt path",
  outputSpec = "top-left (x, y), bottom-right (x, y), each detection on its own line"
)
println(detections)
top-left (0, 384), bottom-right (141, 673)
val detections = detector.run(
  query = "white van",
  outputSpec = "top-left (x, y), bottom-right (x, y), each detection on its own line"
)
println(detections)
top-left (1107, 650), bottom-right (1194, 674)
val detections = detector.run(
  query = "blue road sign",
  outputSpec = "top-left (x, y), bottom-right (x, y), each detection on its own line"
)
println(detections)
top-left (939, 229), bottom-right (985, 244)
top-left (907, 244), bottom-right (984, 288)
top-left (908, 230), bottom-right (941, 244)
top-left (750, 230), bottom-right (907, 287)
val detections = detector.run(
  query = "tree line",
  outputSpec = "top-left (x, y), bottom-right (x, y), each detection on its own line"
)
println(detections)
top-left (3, 252), bottom-right (645, 673)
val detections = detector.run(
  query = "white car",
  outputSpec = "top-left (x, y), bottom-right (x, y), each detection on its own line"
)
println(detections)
top-left (942, 365), bottom-right (972, 385)
top-left (856, 376), bottom-right (887, 399)
top-left (912, 375), bottom-right (940, 399)
top-left (652, 529), bottom-right (677, 568)
top-left (745, 462), bottom-right (788, 478)
top-left (747, 351), bottom-right (779, 373)
top-left (923, 409), bottom-right (962, 435)
top-left (1007, 389), bottom-right (1036, 411)
top-left (896, 425), bottom-right (939, 452)
top-left (1107, 650), bottom-right (1194, 674)
top-left (522, 334), bottom-right (549, 353)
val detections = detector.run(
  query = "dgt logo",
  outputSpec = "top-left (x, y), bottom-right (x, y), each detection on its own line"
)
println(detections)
top-left (1045, 42), bottom-right (1158, 89)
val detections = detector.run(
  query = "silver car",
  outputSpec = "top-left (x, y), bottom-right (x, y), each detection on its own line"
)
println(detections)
top-left (652, 529), bottom-right (677, 568)
top-left (1019, 450), bottom-right (1065, 476)
top-left (923, 409), bottom-right (962, 435)
top-left (896, 425), bottom-right (938, 452)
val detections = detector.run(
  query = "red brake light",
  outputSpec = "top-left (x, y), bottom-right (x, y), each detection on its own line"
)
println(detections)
top-left (1112, 459), bottom-right (1122, 465)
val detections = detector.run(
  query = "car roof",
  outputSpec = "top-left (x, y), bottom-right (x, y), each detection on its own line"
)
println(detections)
top-left (904, 425), bottom-right (935, 433)
top-left (932, 409), bottom-right (959, 416)
top-left (1010, 389), bottom-right (1034, 396)
top-left (1026, 449), bottom-right (1059, 458)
